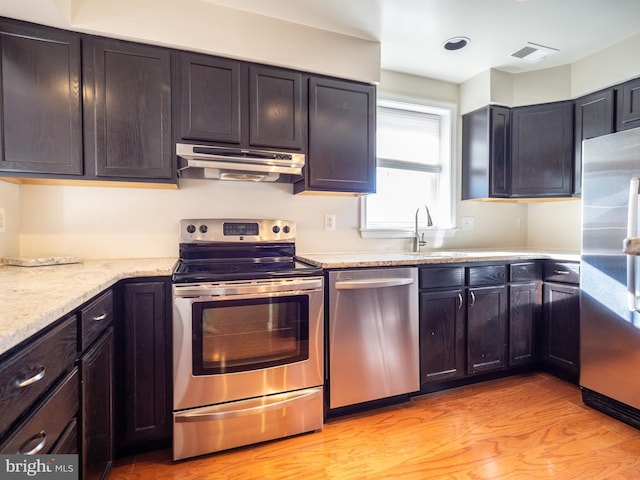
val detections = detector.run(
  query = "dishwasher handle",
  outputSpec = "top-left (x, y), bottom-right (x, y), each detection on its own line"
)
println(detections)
top-left (334, 277), bottom-right (415, 290)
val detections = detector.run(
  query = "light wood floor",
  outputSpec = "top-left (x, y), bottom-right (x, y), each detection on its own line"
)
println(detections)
top-left (110, 373), bottom-right (640, 479)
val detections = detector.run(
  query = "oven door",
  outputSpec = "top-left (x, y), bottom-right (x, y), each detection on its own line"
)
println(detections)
top-left (173, 277), bottom-right (324, 411)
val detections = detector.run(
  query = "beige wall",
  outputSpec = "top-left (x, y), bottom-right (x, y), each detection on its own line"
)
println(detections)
top-left (0, 180), bottom-right (20, 258)
top-left (2, 0), bottom-right (381, 84)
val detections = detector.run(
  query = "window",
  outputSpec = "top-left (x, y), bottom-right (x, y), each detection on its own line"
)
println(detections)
top-left (361, 97), bottom-right (455, 237)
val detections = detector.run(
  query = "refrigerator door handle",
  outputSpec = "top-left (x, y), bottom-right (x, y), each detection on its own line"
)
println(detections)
top-left (624, 177), bottom-right (640, 311)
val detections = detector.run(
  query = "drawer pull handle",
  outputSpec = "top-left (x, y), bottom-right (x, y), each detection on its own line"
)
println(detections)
top-left (16, 366), bottom-right (46, 388)
top-left (92, 311), bottom-right (108, 321)
top-left (553, 270), bottom-right (570, 275)
top-left (18, 431), bottom-right (47, 455)
top-left (456, 293), bottom-right (463, 310)
top-left (469, 290), bottom-right (476, 308)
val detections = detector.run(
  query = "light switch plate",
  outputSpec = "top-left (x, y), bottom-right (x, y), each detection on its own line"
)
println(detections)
top-left (0, 208), bottom-right (5, 233)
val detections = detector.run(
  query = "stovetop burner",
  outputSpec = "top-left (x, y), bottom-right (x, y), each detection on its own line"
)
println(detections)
top-left (172, 218), bottom-right (322, 283)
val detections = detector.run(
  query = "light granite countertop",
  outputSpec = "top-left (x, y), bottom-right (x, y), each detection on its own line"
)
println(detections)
top-left (296, 250), bottom-right (580, 269)
top-left (1, 250), bottom-right (580, 358)
top-left (0, 258), bottom-right (176, 356)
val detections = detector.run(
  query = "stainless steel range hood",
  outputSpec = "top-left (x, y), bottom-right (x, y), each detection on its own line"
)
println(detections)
top-left (176, 143), bottom-right (304, 182)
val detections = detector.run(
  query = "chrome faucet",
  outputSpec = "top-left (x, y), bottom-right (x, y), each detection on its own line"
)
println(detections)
top-left (413, 205), bottom-right (433, 253)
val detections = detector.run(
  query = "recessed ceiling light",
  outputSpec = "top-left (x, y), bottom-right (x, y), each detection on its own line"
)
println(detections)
top-left (443, 37), bottom-right (470, 51)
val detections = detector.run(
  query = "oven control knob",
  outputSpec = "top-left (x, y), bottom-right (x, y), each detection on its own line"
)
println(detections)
top-left (283, 225), bottom-right (291, 234)
top-left (272, 226), bottom-right (281, 234)
top-left (199, 224), bottom-right (208, 234)
top-left (186, 224), bottom-right (196, 234)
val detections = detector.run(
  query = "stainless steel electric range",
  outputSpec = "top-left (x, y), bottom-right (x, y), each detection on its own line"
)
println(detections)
top-left (171, 219), bottom-right (324, 460)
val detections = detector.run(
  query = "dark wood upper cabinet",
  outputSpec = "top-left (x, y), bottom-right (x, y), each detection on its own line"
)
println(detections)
top-left (176, 52), bottom-right (241, 144)
top-left (0, 19), bottom-right (83, 175)
top-left (83, 37), bottom-right (173, 182)
top-left (296, 77), bottom-right (376, 194)
top-left (510, 101), bottom-right (574, 198)
top-left (175, 53), bottom-right (305, 151)
top-left (574, 89), bottom-right (615, 195)
top-left (616, 77), bottom-right (640, 131)
top-left (249, 65), bottom-right (304, 150)
top-left (462, 105), bottom-right (510, 199)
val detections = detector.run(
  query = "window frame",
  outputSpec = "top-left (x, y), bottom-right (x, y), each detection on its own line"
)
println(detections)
top-left (360, 95), bottom-right (457, 239)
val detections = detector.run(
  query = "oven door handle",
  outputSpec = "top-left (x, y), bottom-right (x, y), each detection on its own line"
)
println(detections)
top-left (175, 388), bottom-right (321, 423)
top-left (174, 277), bottom-right (323, 298)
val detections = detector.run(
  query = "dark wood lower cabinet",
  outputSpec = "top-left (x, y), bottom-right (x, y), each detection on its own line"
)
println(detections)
top-left (509, 282), bottom-right (539, 366)
top-left (116, 279), bottom-right (172, 455)
top-left (467, 286), bottom-right (508, 374)
top-left (419, 289), bottom-right (465, 384)
top-left (81, 328), bottom-right (114, 480)
top-left (543, 282), bottom-right (580, 383)
top-left (420, 263), bottom-right (541, 392)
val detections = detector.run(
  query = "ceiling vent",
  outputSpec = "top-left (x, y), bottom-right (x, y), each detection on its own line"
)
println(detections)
top-left (510, 42), bottom-right (558, 64)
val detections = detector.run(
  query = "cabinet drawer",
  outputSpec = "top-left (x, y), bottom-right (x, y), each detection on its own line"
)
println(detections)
top-left (510, 262), bottom-right (538, 283)
top-left (419, 266), bottom-right (463, 289)
top-left (51, 418), bottom-right (78, 454)
top-left (543, 261), bottom-right (580, 285)
top-left (467, 265), bottom-right (506, 286)
top-left (80, 289), bottom-right (113, 351)
top-left (0, 316), bottom-right (77, 436)
top-left (0, 368), bottom-right (79, 454)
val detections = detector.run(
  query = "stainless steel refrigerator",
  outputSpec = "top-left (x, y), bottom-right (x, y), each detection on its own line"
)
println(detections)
top-left (581, 127), bottom-right (640, 427)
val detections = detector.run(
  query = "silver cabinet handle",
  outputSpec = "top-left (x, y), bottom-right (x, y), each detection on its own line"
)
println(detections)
top-left (469, 290), bottom-right (476, 308)
top-left (18, 431), bottom-right (47, 455)
top-left (626, 177), bottom-right (640, 311)
top-left (456, 293), bottom-right (463, 310)
top-left (335, 278), bottom-right (414, 290)
top-left (92, 312), bottom-right (108, 321)
top-left (553, 270), bottom-right (570, 275)
top-left (15, 366), bottom-right (46, 388)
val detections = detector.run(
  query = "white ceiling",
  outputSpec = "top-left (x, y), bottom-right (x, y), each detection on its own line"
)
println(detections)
top-left (204, 0), bottom-right (640, 84)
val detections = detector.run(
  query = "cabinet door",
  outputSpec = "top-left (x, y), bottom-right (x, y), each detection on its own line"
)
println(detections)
top-left (249, 65), bottom-right (305, 150)
top-left (574, 89), bottom-right (615, 195)
top-left (0, 19), bottom-right (82, 175)
top-left (177, 52), bottom-right (241, 144)
top-left (419, 290), bottom-right (465, 384)
top-left (616, 77), bottom-right (640, 131)
top-left (301, 77), bottom-right (375, 193)
top-left (467, 286), bottom-right (508, 374)
top-left (81, 328), bottom-right (113, 480)
top-left (543, 282), bottom-right (580, 380)
top-left (509, 282), bottom-right (539, 366)
top-left (85, 37), bottom-right (173, 181)
top-left (511, 101), bottom-right (574, 197)
top-left (462, 106), bottom-right (510, 200)
top-left (117, 280), bottom-right (171, 453)
top-left (489, 106), bottom-right (511, 197)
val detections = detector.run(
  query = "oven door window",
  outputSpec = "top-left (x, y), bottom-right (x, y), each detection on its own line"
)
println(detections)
top-left (191, 295), bottom-right (309, 375)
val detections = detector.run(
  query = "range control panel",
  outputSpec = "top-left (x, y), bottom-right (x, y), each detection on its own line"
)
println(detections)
top-left (179, 219), bottom-right (296, 243)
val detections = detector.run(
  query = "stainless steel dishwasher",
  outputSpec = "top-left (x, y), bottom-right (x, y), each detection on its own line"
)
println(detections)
top-left (328, 267), bottom-right (419, 409)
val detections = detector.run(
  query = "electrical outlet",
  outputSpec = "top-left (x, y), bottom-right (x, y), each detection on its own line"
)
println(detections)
top-left (517, 216), bottom-right (526, 230)
top-left (324, 213), bottom-right (336, 231)
top-left (462, 216), bottom-right (474, 231)
top-left (0, 208), bottom-right (5, 233)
